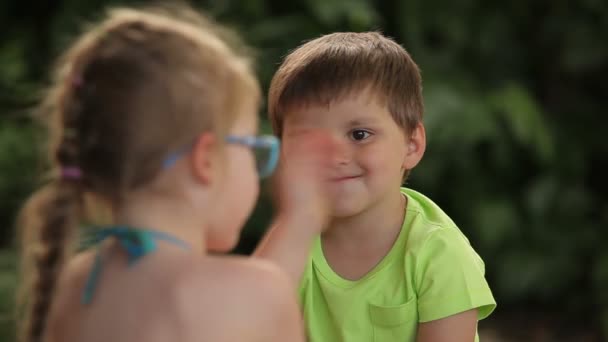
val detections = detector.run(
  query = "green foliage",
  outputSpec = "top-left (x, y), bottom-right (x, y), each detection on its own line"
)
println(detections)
top-left (0, 250), bottom-right (16, 341)
top-left (0, 0), bottom-right (606, 339)
top-left (0, 120), bottom-right (41, 246)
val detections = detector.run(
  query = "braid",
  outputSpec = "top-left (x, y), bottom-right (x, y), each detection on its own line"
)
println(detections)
top-left (18, 73), bottom-right (85, 342)
top-left (18, 182), bottom-right (82, 342)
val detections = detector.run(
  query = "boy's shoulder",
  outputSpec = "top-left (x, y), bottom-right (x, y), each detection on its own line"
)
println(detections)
top-left (399, 189), bottom-right (495, 322)
top-left (400, 187), bottom-right (475, 257)
top-left (401, 187), bottom-right (457, 228)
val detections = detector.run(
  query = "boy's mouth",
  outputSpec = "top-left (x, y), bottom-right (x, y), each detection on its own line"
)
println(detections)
top-left (331, 175), bottom-right (361, 182)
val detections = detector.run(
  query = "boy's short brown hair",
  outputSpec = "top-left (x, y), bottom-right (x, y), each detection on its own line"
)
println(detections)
top-left (268, 31), bottom-right (423, 137)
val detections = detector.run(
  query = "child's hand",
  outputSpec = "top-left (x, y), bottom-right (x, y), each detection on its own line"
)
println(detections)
top-left (254, 129), bottom-right (341, 285)
top-left (272, 129), bottom-right (340, 232)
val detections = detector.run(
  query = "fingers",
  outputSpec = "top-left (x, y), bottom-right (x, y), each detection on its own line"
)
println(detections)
top-left (280, 129), bottom-right (341, 176)
top-left (270, 129), bottom-right (340, 225)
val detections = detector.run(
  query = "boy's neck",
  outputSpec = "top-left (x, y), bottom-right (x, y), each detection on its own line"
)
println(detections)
top-left (323, 189), bottom-right (406, 250)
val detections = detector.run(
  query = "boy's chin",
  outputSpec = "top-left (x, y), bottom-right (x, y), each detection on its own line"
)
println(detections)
top-left (330, 200), bottom-right (367, 219)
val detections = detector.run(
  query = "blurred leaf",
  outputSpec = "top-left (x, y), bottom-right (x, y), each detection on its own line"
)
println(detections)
top-left (0, 40), bottom-right (27, 84)
top-left (305, 0), bottom-right (379, 29)
top-left (424, 80), bottom-right (498, 147)
top-left (490, 83), bottom-right (555, 163)
top-left (0, 250), bottom-right (16, 342)
top-left (473, 199), bottom-right (520, 251)
top-left (0, 120), bottom-right (41, 245)
top-left (525, 175), bottom-right (558, 219)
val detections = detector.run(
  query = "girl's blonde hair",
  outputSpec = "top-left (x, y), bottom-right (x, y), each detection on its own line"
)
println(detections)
top-left (17, 5), bottom-right (260, 342)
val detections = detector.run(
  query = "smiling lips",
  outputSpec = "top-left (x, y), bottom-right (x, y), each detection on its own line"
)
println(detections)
top-left (331, 175), bottom-right (361, 182)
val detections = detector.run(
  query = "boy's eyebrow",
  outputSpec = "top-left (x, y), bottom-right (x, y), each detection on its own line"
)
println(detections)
top-left (346, 117), bottom-right (380, 127)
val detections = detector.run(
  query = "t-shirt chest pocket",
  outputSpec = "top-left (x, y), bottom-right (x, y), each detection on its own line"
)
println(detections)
top-left (369, 297), bottom-right (418, 341)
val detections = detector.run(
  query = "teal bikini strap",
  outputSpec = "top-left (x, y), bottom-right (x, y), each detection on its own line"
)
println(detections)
top-left (81, 226), bottom-right (190, 305)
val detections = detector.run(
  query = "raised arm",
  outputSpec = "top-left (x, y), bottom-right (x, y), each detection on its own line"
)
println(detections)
top-left (254, 129), bottom-right (340, 286)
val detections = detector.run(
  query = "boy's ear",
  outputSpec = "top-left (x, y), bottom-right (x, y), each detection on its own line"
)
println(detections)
top-left (190, 133), bottom-right (218, 185)
top-left (402, 123), bottom-right (426, 170)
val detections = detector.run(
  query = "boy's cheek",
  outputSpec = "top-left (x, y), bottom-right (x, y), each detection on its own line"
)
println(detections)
top-left (363, 152), bottom-right (405, 179)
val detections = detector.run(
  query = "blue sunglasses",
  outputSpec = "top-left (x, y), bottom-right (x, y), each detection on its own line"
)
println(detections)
top-left (162, 135), bottom-right (280, 178)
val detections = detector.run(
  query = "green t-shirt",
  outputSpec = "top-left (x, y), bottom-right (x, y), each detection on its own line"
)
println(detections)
top-left (299, 188), bottom-right (496, 342)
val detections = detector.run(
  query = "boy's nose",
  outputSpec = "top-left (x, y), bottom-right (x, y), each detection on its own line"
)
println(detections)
top-left (332, 139), bottom-right (352, 165)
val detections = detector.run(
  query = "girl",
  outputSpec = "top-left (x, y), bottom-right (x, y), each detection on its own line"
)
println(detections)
top-left (17, 6), bottom-right (335, 342)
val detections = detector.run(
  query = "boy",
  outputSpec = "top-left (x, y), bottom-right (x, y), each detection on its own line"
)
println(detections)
top-left (256, 32), bottom-right (495, 342)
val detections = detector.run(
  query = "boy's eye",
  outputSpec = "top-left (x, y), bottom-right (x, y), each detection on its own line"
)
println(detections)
top-left (350, 129), bottom-right (371, 141)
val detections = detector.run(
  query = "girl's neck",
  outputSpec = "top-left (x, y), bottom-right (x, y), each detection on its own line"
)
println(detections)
top-left (114, 193), bottom-right (207, 255)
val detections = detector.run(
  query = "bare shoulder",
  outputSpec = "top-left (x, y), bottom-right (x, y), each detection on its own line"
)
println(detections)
top-left (45, 251), bottom-right (96, 341)
top-left (217, 257), bottom-right (296, 291)
top-left (171, 256), bottom-right (304, 342)
top-left (175, 256), bottom-right (298, 315)
top-left (51, 250), bottom-right (97, 311)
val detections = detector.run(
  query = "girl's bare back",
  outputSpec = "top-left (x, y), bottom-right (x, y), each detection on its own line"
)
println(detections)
top-left (45, 244), bottom-right (303, 342)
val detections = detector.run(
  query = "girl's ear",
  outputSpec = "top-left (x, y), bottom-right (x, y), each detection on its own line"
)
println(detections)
top-left (190, 133), bottom-right (218, 185)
